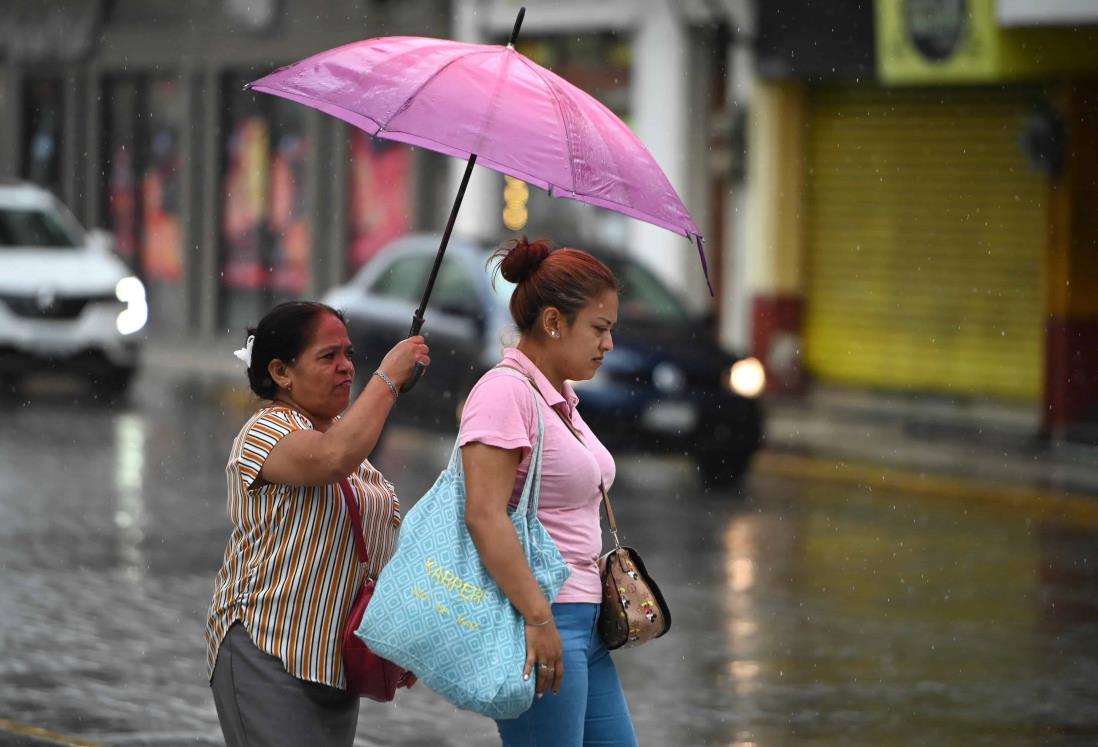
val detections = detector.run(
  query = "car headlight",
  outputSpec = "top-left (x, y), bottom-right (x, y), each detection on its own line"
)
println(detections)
top-left (651, 362), bottom-right (686, 393)
top-left (725, 357), bottom-right (765, 398)
top-left (115, 276), bottom-right (148, 335)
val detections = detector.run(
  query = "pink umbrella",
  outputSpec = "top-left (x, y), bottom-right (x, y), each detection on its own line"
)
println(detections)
top-left (248, 8), bottom-right (709, 388)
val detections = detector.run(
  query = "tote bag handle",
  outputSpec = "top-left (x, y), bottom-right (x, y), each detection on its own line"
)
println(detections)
top-left (452, 367), bottom-right (546, 518)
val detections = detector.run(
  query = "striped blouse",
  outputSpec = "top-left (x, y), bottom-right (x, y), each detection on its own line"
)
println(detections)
top-left (204, 405), bottom-right (401, 689)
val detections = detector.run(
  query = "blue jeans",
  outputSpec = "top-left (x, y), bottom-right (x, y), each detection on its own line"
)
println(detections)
top-left (496, 603), bottom-right (638, 747)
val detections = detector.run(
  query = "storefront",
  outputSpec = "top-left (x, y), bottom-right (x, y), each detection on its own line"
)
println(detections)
top-left (103, 74), bottom-right (187, 333)
top-left (803, 84), bottom-right (1047, 401)
top-left (747, 0), bottom-right (1098, 437)
top-left (0, 0), bottom-right (445, 339)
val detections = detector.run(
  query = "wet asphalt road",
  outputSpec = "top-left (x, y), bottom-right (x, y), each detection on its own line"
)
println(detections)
top-left (2, 372), bottom-right (1098, 746)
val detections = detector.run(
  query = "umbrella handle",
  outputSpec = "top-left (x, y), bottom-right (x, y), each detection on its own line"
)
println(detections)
top-left (399, 314), bottom-right (427, 393)
top-left (401, 363), bottom-right (427, 393)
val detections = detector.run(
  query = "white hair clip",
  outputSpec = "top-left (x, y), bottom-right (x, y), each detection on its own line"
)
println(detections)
top-left (233, 335), bottom-right (255, 367)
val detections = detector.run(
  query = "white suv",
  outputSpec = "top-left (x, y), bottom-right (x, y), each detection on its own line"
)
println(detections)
top-left (0, 180), bottom-right (147, 397)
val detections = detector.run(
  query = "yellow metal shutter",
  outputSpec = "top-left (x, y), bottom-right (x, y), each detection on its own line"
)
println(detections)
top-left (803, 86), bottom-right (1047, 401)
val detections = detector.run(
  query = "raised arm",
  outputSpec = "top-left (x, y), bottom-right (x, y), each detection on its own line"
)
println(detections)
top-left (259, 336), bottom-right (429, 487)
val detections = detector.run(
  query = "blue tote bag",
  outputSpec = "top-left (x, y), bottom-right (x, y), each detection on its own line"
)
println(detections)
top-left (357, 373), bottom-right (570, 719)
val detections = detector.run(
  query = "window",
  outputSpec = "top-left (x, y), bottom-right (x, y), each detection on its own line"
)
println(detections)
top-left (432, 261), bottom-right (480, 317)
top-left (103, 74), bottom-right (186, 334)
top-left (612, 258), bottom-right (690, 324)
top-left (346, 130), bottom-right (413, 273)
top-left (103, 76), bottom-right (184, 279)
top-left (0, 208), bottom-right (80, 248)
top-left (21, 77), bottom-right (65, 198)
top-left (369, 255), bottom-right (431, 302)
top-left (219, 72), bottom-right (313, 328)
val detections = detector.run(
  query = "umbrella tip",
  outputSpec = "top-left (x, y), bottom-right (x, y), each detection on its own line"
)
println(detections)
top-left (508, 7), bottom-right (526, 48)
top-left (694, 234), bottom-right (715, 297)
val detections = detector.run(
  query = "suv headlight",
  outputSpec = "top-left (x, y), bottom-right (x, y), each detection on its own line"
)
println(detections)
top-left (725, 357), bottom-right (765, 398)
top-left (115, 276), bottom-right (148, 335)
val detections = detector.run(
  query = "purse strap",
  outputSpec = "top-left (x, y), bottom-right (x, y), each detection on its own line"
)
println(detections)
top-left (338, 478), bottom-right (371, 566)
top-left (495, 365), bottom-right (622, 550)
top-left (548, 407), bottom-right (621, 551)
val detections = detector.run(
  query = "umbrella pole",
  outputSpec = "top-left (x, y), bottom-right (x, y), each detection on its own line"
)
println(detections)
top-left (400, 153), bottom-right (478, 392)
top-left (402, 4), bottom-right (519, 392)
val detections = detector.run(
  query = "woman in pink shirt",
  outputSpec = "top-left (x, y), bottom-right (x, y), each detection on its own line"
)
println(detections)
top-left (460, 238), bottom-right (638, 746)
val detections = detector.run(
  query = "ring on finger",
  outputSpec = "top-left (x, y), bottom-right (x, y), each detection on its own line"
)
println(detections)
top-left (538, 663), bottom-right (553, 671)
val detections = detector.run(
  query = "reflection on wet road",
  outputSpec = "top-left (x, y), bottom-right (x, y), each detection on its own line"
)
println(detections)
top-left (2, 376), bottom-right (1097, 746)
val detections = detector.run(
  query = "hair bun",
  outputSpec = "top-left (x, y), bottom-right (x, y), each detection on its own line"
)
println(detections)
top-left (498, 237), bottom-right (552, 284)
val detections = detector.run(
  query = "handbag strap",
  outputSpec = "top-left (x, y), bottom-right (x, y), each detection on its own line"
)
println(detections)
top-left (495, 365), bottom-right (622, 550)
top-left (338, 478), bottom-right (370, 566)
top-left (488, 367), bottom-right (546, 518)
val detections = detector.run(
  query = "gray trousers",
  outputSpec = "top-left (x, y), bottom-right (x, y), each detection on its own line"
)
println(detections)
top-left (210, 623), bottom-right (359, 747)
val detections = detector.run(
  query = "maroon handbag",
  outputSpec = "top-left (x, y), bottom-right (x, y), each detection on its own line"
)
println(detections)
top-left (338, 478), bottom-right (413, 701)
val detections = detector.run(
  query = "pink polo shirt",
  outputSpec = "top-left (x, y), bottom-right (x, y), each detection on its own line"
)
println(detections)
top-left (458, 348), bottom-right (614, 603)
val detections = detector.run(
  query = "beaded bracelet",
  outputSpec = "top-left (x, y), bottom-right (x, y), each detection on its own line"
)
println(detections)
top-left (372, 370), bottom-right (398, 397)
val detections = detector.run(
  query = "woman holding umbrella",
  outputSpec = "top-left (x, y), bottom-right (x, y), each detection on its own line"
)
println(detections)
top-left (460, 238), bottom-right (638, 746)
top-left (204, 301), bottom-right (429, 746)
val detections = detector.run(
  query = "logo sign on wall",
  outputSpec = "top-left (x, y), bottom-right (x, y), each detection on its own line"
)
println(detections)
top-left (878, 0), bottom-right (1098, 84)
top-left (876, 0), bottom-right (989, 83)
top-left (903, 0), bottom-right (968, 62)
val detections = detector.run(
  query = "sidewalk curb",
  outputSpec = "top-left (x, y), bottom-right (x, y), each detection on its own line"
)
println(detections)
top-left (0, 720), bottom-right (104, 747)
top-left (755, 450), bottom-right (1098, 527)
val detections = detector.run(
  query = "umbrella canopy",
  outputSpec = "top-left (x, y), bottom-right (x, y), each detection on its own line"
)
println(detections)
top-left (247, 34), bottom-right (710, 289)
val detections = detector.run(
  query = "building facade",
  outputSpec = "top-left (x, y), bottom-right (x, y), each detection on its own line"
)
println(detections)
top-left (741, 0), bottom-right (1098, 440)
top-left (0, 0), bottom-right (450, 339)
top-left (2, 0), bottom-right (738, 341)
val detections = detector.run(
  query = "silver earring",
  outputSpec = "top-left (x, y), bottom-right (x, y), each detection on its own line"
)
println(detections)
top-left (550, 329), bottom-right (560, 339)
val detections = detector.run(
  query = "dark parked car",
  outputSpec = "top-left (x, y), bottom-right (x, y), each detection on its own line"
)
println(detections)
top-left (323, 234), bottom-right (765, 485)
